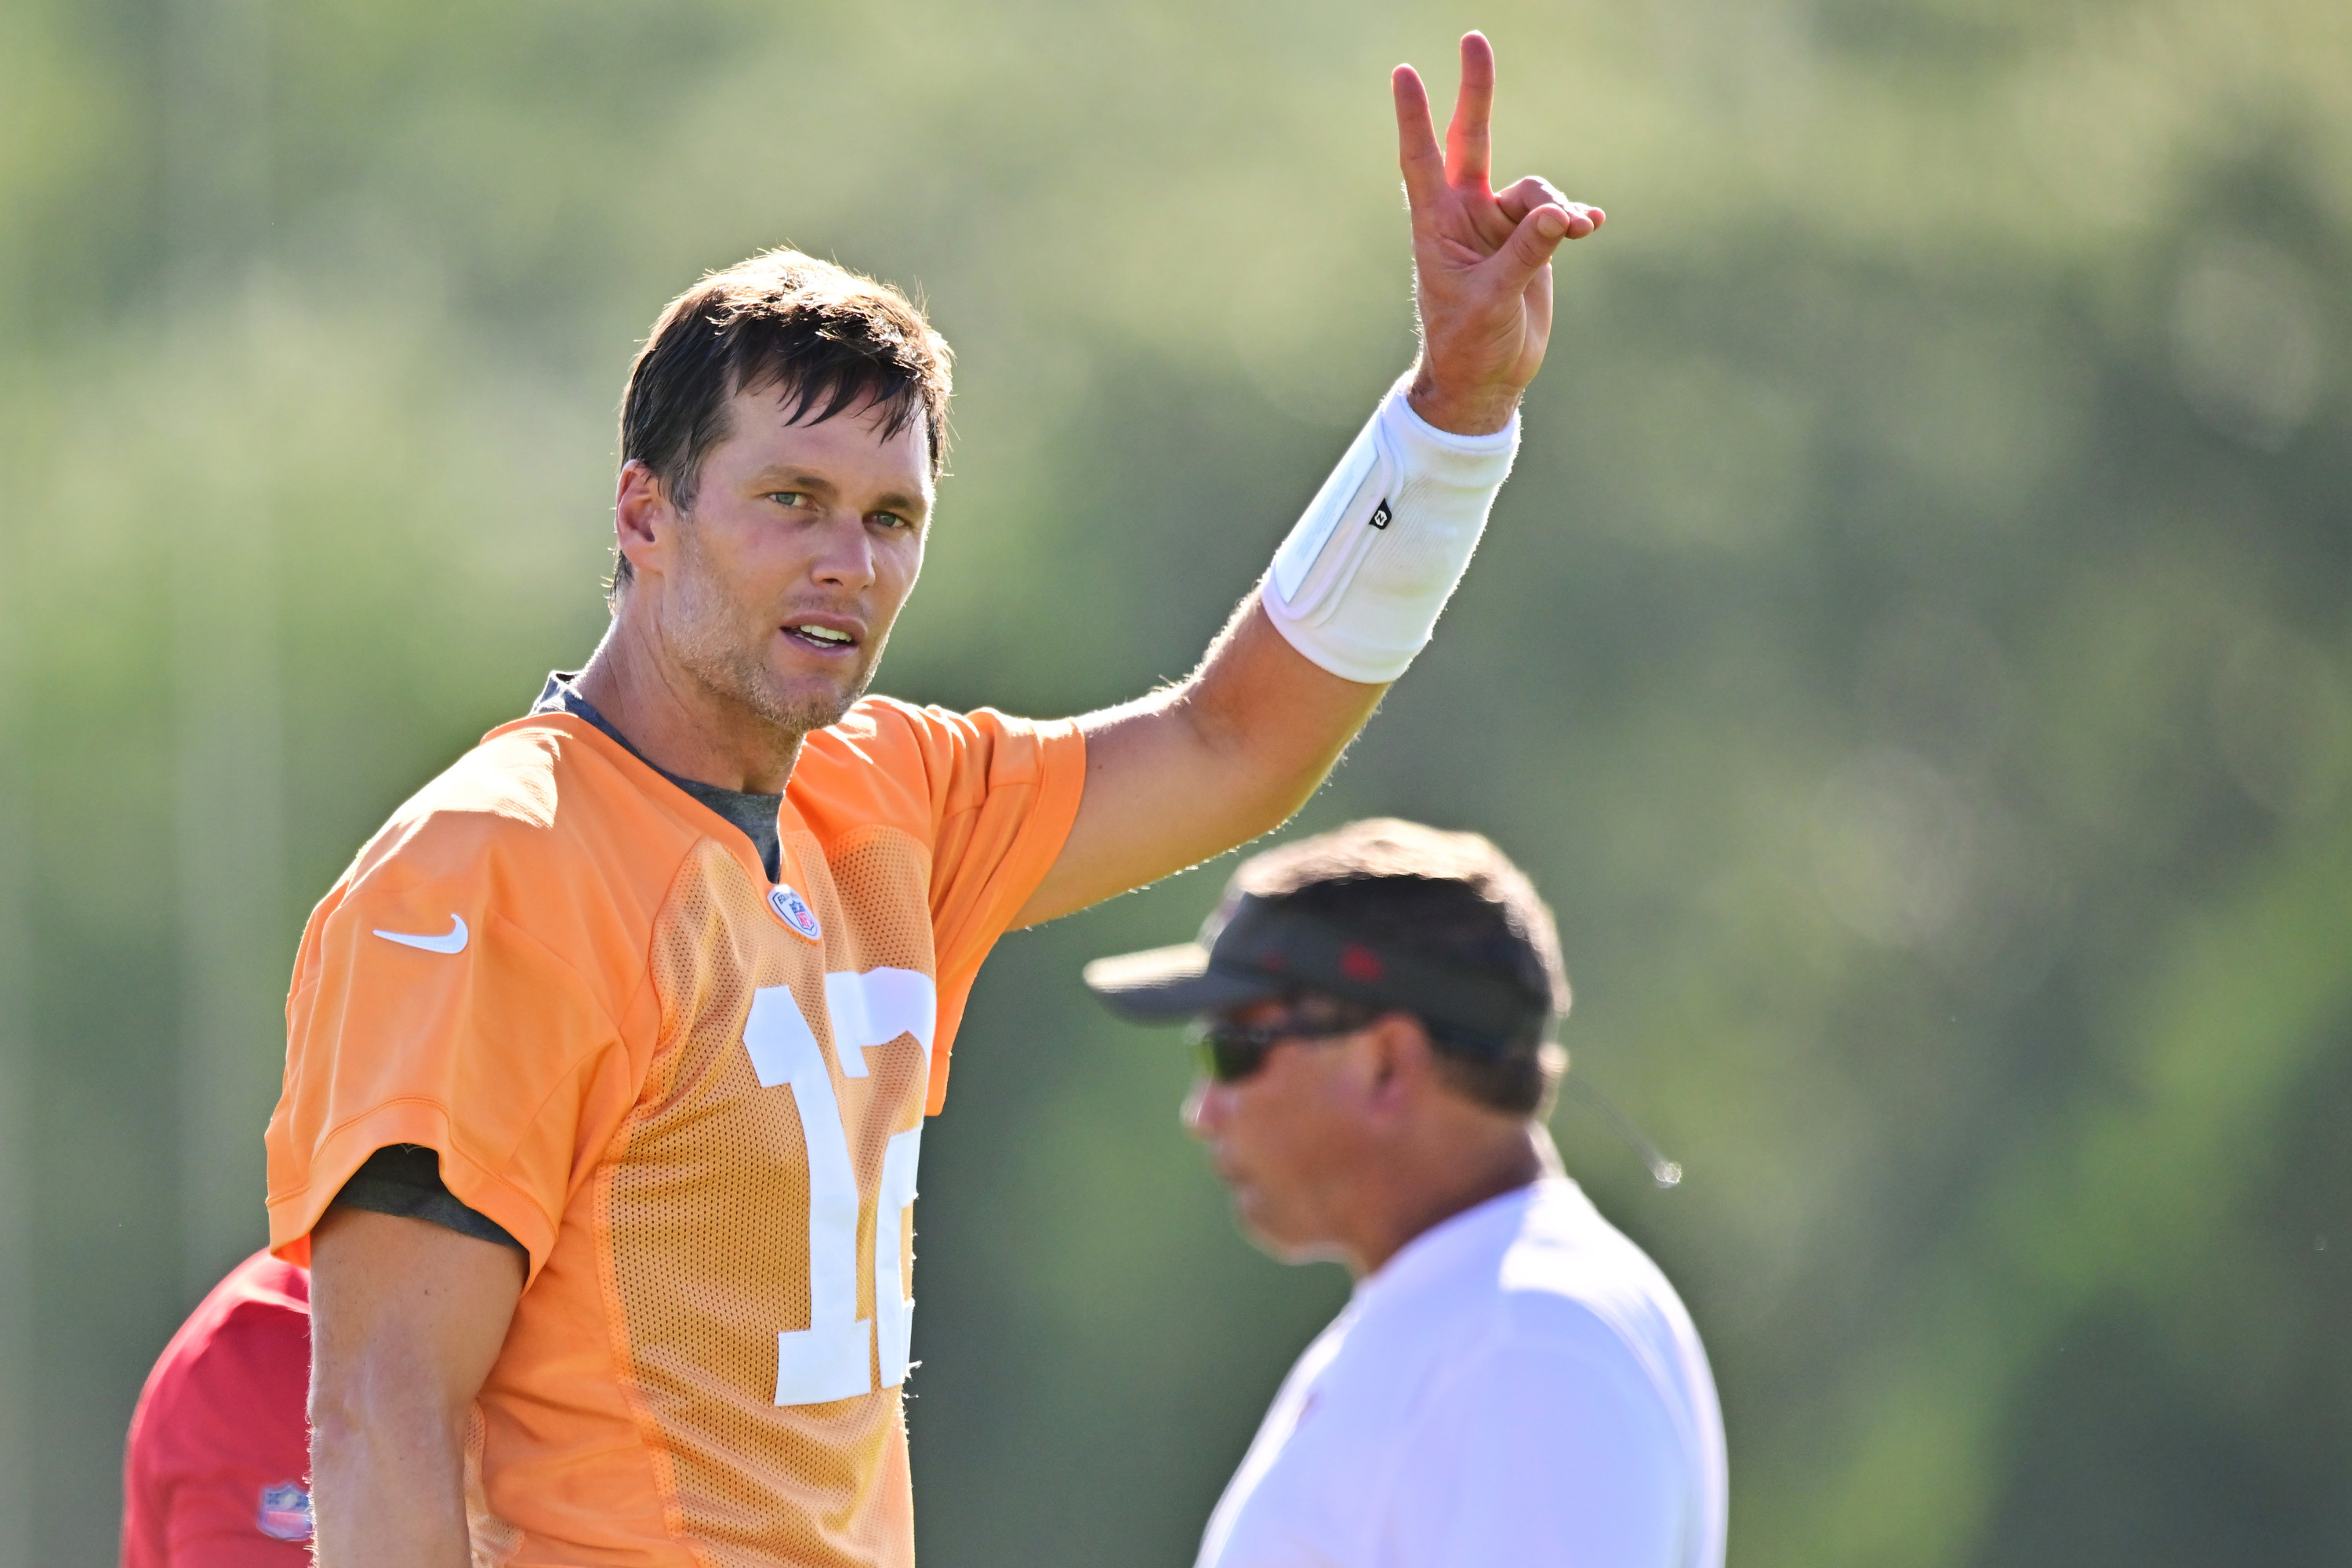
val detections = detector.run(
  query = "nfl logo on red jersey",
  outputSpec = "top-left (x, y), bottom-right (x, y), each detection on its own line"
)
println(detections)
top-left (256, 1481), bottom-right (313, 1542)
top-left (768, 884), bottom-right (823, 942)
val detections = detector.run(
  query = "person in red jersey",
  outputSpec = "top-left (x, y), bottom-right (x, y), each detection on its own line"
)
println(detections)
top-left (122, 1251), bottom-right (314, 1568)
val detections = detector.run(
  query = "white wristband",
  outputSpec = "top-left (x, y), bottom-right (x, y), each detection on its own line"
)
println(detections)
top-left (1259, 381), bottom-right (1519, 684)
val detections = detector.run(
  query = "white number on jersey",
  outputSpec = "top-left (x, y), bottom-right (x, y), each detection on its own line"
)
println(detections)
top-left (742, 969), bottom-right (938, 1406)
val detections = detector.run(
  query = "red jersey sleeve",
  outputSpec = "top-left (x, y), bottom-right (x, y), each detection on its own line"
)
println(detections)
top-left (122, 1254), bottom-right (314, 1568)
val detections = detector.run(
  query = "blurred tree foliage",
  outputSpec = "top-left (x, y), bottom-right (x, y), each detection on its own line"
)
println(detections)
top-left (2, 0), bottom-right (2348, 1564)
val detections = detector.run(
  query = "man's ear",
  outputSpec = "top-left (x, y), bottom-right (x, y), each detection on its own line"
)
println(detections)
top-left (615, 459), bottom-right (677, 583)
top-left (1358, 1014), bottom-right (1435, 1123)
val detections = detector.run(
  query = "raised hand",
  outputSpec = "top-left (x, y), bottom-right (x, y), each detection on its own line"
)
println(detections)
top-left (1392, 32), bottom-right (1602, 435)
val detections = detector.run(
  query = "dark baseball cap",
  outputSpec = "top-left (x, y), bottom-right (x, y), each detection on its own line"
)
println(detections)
top-left (1081, 893), bottom-right (1550, 1054)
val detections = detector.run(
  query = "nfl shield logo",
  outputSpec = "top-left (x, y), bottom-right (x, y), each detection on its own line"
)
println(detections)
top-left (256, 1481), bottom-right (313, 1542)
top-left (768, 884), bottom-right (823, 942)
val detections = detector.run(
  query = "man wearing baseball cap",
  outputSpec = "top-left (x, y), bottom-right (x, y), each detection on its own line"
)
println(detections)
top-left (1084, 818), bottom-right (1727, 1568)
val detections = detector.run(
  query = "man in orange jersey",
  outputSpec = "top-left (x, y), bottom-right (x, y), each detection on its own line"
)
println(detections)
top-left (268, 32), bottom-right (1603, 1568)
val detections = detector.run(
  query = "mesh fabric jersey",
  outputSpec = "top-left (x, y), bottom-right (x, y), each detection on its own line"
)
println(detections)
top-left (266, 699), bottom-right (1085, 1566)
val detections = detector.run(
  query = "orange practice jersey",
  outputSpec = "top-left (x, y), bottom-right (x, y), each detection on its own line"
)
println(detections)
top-left (265, 698), bottom-right (1085, 1566)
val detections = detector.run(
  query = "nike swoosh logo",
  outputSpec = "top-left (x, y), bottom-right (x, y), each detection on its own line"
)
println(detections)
top-left (372, 914), bottom-right (469, 954)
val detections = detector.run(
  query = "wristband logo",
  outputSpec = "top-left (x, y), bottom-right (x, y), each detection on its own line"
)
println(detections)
top-left (1369, 499), bottom-right (1392, 529)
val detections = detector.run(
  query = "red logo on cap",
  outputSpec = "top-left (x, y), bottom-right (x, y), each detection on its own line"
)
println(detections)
top-left (1341, 944), bottom-right (1384, 982)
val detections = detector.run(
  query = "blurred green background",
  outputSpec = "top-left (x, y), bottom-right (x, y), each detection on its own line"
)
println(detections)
top-left (4, 0), bottom-right (2349, 1563)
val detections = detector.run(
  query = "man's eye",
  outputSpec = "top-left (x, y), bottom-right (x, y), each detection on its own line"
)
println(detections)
top-left (767, 491), bottom-right (809, 508)
top-left (872, 512), bottom-right (912, 530)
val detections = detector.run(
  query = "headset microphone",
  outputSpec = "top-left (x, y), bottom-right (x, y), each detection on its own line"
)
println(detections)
top-left (1563, 1072), bottom-right (1683, 1189)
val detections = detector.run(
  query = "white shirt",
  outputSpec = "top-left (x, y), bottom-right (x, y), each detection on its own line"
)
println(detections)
top-left (1196, 1177), bottom-right (1727, 1568)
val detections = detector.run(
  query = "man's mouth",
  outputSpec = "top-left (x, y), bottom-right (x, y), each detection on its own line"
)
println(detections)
top-left (782, 622), bottom-right (858, 652)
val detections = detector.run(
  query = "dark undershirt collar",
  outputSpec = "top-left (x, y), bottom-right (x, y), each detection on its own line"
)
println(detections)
top-left (530, 672), bottom-right (785, 883)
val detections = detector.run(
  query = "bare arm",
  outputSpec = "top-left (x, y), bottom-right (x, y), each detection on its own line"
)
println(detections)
top-left (1013, 33), bottom-right (1600, 927)
top-left (308, 1207), bottom-right (525, 1568)
top-left (1015, 599), bottom-right (1385, 925)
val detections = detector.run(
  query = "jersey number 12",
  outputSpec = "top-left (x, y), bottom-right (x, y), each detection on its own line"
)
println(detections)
top-left (742, 971), bottom-right (937, 1406)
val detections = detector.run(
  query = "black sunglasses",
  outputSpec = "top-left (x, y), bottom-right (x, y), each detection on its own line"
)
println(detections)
top-left (1190, 1012), bottom-right (1370, 1084)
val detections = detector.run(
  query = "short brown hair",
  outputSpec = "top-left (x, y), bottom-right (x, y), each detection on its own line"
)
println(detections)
top-left (1232, 819), bottom-right (1570, 1116)
top-left (612, 248), bottom-right (953, 591)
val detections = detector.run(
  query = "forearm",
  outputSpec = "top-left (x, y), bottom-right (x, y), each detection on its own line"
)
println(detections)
top-left (1170, 596), bottom-right (1385, 824)
top-left (1109, 597), bottom-right (1384, 847)
top-left (307, 1205), bottom-right (524, 1568)
top-left (310, 1383), bottom-right (474, 1568)
top-left (1017, 601), bottom-right (1380, 925)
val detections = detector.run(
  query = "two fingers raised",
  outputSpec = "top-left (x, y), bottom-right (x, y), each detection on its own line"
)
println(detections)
top-left (1392, 41), bottom-right (1602, 249)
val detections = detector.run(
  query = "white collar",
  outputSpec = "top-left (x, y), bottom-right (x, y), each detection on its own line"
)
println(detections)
top-left (1352, 1175), bottom-right (1580, 1307)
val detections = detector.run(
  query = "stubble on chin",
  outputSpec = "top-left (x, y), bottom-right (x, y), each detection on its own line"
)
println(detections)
top-left (663, 535), bottom-right (877, 741)
top-left (681, 631), bottom-right (871, 740)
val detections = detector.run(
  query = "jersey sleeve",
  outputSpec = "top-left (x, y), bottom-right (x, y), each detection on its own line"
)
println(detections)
top-left (1376, 1318), bottom-right (1700, 1568)
top-left (912, 707), bottom-right (1086, 983)
top-left (815, 700), bottom-right (1086, 1112)
top-left (265, 797), bottom-right (650, 1279)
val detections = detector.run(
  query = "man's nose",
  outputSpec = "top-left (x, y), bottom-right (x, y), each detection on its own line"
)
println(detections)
top-left (808, 511), bottom-right (878, 589)
top-left (1181, 1079), bottom-right (1220, 1138)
